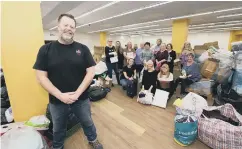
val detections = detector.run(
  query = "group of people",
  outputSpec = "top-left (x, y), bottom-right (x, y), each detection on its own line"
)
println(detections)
top-left (105, 38), bottom-right (201, 99)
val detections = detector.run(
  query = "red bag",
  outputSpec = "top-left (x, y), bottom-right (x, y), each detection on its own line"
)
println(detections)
top-left (198, 104), bottom-right (242, 149)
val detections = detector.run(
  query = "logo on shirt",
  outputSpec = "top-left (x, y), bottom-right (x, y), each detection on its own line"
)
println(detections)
top-left (76, 49), bottom-right (81, 56)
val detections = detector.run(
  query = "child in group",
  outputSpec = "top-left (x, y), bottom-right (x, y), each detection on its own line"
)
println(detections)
top-left (157, 63), bottom-right (174, 99)
top-left (142, 60), bottom-right (158, 94)
top-left (120, 58), bottom-right (136, 90)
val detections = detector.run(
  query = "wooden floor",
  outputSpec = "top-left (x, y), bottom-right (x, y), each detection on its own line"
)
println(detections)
top-left (65, 86), bottom-right (210, 149)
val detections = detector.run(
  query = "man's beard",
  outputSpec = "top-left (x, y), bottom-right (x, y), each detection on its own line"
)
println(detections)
top-left (61, 33), bottom-right (74, 44)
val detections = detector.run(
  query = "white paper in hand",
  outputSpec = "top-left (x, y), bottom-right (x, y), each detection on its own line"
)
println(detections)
top-left (152, 89), bottom-right (169, 108)
top-left (110, 56), bottom-right (118, 63)
top-left (127, 52), bottom-right (134, 59)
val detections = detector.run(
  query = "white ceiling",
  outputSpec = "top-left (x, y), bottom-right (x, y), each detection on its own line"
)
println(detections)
top-left (41, 1), bottom-right (242, 35)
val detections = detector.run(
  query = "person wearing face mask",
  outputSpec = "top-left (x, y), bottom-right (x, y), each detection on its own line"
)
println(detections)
top-left (105, 39), bottom-right (120, 85)
top-left (33, 14), bottom-right (103, 149)
top-left (115, 41), bottom-right (124, 71)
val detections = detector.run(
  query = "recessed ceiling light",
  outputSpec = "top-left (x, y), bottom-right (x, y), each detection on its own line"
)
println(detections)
top-left (217, 13), bottom-right (242, 19)
top-left (110, 25), bottom-right (159, 33)
top-left (88, 6), bottom-right (242, 33)
top-left (213, 7), bottom-right (242, 13)
top-left (190, 20), bottom-right (241, 27)
top-left (49, 1), bottom-right (120, 30)
top-left (189, 22), bottom-right (242, 29)
top-left (76, 1), bottom-right (173, 29)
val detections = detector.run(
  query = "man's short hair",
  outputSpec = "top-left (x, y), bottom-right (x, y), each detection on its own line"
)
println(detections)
top-left (157, 38), bottom-right (162, 42)
top-left (144, 42), bottom-right (150, 47)
top-left (58, 14), bottom-right (76, 26)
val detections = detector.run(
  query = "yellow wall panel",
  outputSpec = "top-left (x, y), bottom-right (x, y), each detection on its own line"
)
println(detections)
top-left (172, 19), bottom-right (189, 53)
top-left (228, 30), bottom-right (242, 50)
top-left (100, 32), bottom-right (107, 46)
top-left (1, 2), bottom-right (48, 121)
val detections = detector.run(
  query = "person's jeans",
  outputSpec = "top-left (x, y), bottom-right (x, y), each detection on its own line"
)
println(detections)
top-left (120, 79), bottom-right (128, 89)
top-left (173, 77), bottom-right (194, 95)
top-left (106, 62), bottom-right (120, 84)
top-left (49, 98), bottom-right (97, 149)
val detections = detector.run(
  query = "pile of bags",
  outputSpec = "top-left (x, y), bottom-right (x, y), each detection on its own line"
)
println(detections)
top-left (215, 52), bottom-right (242, 114)
top-left (1, 127), bottom-right (50, 149)
top-left (1, 68), bottom-right (13, 125)
top-left (137, 86), bottom-right (169, 108)
top-left (173, 92), bottom-right (242, 148)
top-left (231, 41), bottom-right (242, 52)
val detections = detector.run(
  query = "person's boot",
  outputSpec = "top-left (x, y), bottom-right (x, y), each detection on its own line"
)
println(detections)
top-left (89, 139), bottom-right (103, 149)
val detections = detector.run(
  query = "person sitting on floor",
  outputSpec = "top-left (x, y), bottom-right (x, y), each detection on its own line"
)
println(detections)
top-left (172, 53), bottom-right (201, 97)
top-left (120, 58), bottom-right (136, 90)
top-left (157, 63), bottom-right (174, 99)
top-left (142, 60), bottom-right (158, 95)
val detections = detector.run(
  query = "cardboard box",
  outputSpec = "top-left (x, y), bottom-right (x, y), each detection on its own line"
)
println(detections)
top-left (94, 46), bottom-right (105, 55)
top-left (201, 59), bottom-right (218, 79)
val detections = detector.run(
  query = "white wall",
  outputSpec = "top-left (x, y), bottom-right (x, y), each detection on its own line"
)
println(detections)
top-left (44, 30), bottom-right (230, 52)
top-left (43, 30), bottom-right (100, 53)
top-left (109, 34), bottom-right (172, 48)
top-left (188, 31), bottom-right (230, 50)
top-left (109, 31), bottom-right (230, 50)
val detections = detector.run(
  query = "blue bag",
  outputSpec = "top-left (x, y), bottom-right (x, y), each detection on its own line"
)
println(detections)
top-left (174, 115), bottom-right (198, 146)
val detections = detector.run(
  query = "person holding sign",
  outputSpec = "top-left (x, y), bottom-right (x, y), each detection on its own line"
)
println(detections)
top-left (105, 38), bottom-right (120, 85)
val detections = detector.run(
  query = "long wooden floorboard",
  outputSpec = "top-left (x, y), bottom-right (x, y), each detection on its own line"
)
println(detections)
top-left (64, 86), bottom-right (210, 149)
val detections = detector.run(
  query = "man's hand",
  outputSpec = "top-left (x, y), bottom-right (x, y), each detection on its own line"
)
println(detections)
top-left (69, 91), bottom-right (82, 102)
top-left (57, 92), bottom-right (77, 104)
top-left (128, 77), bottom-right (133, 81)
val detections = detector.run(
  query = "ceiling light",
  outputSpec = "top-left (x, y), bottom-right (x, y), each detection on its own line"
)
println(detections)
top-left (49, 1), bottom-right (120, 30)
top-left (170, 11), bottom-right (213, 20)
top-left (190, 20), bottom-right (241, 27)
top-left (109, 25), bottom-right (159, 33)
top-left (217, 13), bottom-right (242, 19)
top-left (127, 30), bottom-right (171, 35)
top-left (190, 26), bottom-right (242, 31)
top-left (189, 22), bottom-right (242, 29)
top-left (77, 1), bottom-right (173, 29)
top-left (125, 28), bottom-right (171, 33)
top-left (189, 27), bottom-right (242, 33)
top-left (75, 1), bottom-right (120, 20)
top-left (213, 7), bottom-right (242, 13)
top-left (88, 18), bottom-right (171, 33)
top-left (88, 6), bottom-right (242, 33)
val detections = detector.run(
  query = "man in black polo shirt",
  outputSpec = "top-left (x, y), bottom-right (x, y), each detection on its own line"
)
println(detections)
top-left (33, 14), bottom-right (103, 149)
